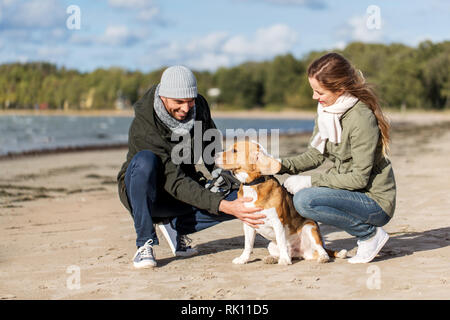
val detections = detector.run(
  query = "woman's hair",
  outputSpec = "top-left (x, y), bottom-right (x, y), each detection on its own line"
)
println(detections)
top-left (307, 52), bottom-right (390, 156)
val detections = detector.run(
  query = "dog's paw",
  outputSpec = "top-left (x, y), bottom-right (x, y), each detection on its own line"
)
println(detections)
top-left (317, 254), bottom-right (330, 263)
top-left (232, 256), bottom-right (249, 265)
top-left (263, 255), bottom-right (278, 264)
top-left (278, 257), bottom-right (292, 265)
top-left (336, 249), bottom-right (348, 259)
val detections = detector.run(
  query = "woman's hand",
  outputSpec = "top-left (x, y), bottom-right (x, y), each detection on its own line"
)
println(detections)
top-left (219, 197), bottom-right (265, 228)
top-left (283, 175), bottom-right (312, 194)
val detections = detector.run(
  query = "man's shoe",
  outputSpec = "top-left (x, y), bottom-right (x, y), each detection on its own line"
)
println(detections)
top-left (158, 221), bottom-right (198, 257)
top-left (133, 239), bottom-right (157, 268)
top-left (157, 221), bottom-right (178, 255)
top-left (175, 234), bottom-right (198, 257)
top-left (348, 227), bottom-right (389, 264)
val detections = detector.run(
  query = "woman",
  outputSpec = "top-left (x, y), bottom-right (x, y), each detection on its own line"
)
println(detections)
top-left (278, 52), bottom-right (396, 263)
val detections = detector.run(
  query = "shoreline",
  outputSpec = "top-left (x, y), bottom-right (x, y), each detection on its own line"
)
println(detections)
top-left (0, 132), bottom-right (313, 161)
top-left (0, 143), bottom-right (129, 161)
top-left (2, 113), bottom-right (450, 160)
top-left (1, 108), bottom-right (317, 119)
top-left (2, 108), bottom-right (450, 121)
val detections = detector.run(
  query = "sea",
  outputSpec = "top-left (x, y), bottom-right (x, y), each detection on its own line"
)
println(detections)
top-left (0, 114), bottom-right (314, 156)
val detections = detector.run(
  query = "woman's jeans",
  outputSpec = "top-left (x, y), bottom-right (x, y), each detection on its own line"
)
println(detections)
top-left (125, 150), bottom-right (236, 247)
top-left (293, 187), bottom-right (391, 241)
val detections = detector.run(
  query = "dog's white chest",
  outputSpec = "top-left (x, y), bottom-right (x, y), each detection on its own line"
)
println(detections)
top-left (242, 185), bottom-right (258, 208)
top-left (242, 186), bottom-right (279, 240)
top-left (257, 208), bottom-right (280, 240)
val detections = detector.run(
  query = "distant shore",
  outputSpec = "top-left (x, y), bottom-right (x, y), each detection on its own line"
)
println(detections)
top-left (1, 108), bottom-right (317, 119)
top-left (2, 107), bottom-right (450, 121)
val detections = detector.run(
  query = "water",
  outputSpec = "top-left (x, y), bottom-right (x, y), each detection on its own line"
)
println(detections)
top-left (0, 115), bottom-right (314, 156)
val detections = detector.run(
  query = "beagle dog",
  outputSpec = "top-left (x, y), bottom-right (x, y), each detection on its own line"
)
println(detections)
top-left (215, 140), bottom-right (347, 265)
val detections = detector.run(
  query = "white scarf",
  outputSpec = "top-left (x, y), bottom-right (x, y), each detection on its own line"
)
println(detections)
top-left (310, 93), bottom-right (359, 153)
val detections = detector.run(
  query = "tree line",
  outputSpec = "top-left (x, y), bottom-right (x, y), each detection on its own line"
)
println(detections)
top-left (1, 40), bottom-right (449, 111)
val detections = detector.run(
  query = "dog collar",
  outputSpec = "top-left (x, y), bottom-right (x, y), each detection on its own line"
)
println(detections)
top-left (243, 176), bottom-right (267, 186)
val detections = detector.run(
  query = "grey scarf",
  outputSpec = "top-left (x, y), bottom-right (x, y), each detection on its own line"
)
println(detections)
top-left (154, 84), bottom-right (196, 136)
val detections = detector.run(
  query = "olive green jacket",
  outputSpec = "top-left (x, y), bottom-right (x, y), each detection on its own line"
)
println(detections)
top-left (280, 102), bottom-right (396, 217)
top-left (117, 85), bottom-right (226, 215)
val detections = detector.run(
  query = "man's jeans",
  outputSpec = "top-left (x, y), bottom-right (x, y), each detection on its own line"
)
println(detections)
top-left (124, 150), bottom-right (236, 247)
top-left (293, 187), bottom-right (391, 241)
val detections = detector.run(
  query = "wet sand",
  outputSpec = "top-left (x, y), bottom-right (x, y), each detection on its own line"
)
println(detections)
top-left (0, 112), bottom-right (449, 300)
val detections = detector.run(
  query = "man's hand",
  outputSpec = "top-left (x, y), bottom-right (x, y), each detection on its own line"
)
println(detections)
top-left (219, 197), bottom-right (265, 228)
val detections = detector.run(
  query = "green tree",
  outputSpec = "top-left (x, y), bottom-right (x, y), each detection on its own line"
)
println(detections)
top-left (263, 54), bottom-right (304, 107)
top-left (1, 41), bottom-right (450, 111)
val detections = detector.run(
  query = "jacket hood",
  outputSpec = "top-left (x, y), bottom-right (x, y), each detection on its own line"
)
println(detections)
top-left (134, 85), bottom-right (159, 127)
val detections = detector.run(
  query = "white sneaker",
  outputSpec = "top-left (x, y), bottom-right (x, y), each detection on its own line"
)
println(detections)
top-left (157, 221), bottom-right (198, 257)
top-left (133, 239), bottom-right (157, 269)
top-left (157, 221), bottom-right (178, 255)
top-left (348, 227), bottom-right (389, 264)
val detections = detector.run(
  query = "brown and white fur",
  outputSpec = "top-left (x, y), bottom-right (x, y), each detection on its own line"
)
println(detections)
top-left (215, 140), bottom-right (347, 265)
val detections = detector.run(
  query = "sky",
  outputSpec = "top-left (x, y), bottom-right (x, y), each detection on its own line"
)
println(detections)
top-left (0, 0), bottom-right (449, 72)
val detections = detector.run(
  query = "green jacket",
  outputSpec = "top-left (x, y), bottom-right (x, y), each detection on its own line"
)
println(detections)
top-left (117, 85), bottom-right (226, 215)
top-left (280, 102), bottom-right (396, 217)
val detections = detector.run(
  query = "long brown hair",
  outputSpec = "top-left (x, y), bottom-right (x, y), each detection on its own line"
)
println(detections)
top-left (308, 52), bottom-right (390, 156)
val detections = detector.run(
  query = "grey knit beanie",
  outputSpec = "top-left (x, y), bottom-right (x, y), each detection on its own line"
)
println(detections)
top-left (158, 65), bottom-right (198, 99)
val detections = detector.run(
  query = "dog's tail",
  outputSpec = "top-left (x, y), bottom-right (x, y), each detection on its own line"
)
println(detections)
top-left (325, 248), bottom-right (348, 259)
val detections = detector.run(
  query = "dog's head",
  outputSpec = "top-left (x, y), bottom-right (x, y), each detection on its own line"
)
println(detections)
top-left (214, 140), bottom-right (281, 183)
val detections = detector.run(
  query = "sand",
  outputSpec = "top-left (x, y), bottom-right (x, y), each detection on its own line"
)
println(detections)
top-left (0, 111), bottom-right (449, 300)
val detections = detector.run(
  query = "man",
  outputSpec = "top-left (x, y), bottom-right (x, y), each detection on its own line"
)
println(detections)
top-left (117, 65), bottom-right (265, 269)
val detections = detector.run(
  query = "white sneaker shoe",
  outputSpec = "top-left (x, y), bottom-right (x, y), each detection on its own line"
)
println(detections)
top-left (157, 221), bottom-right (198, 257)
top-left (133, 239), bottom-right (157, 269)
top-left (157, 221), bottom-right (178, 255)
top-left (348, 227), bottom-right (389, 264)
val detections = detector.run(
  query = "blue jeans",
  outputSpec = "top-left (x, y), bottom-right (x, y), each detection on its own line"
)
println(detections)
top-left (293, 187), bottom-right (391, 241)
top-left (124, 150), bottom-right (236, 247)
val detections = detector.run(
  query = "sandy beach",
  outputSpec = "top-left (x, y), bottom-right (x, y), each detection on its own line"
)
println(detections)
top-left (0, 111), bottom-right (449, 300)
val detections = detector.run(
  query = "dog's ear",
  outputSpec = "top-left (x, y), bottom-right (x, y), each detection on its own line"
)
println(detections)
top-left (255, 151), bottom-right (281, 175)
top-left (215, 150), bottom-right (237, 170)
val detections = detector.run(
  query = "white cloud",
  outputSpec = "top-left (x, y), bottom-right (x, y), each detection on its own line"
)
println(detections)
top-left (407, 34), bottom-right (447, 47)
top-left (348, 15), bottom-right (383, 43)
top-left (100, 25), bottom-right (141, 46)
top-left (70, 25), bottom-right (146, 47)
top-left (36, 47), bottom-right (69, 62)
top-left (0, 0), bottom-right (66, 29)
top-left (150, 32), bottom-right (230, 70)
top-left (185, 32), bottom-right (230, 53)
top-left (333, 41), bottom-right (347, 50)
top-left (146, 24), bottom-right (298, 71)
top-left (0, 41), bottom-right (70, 67)
top-left (17, 55), bottom-right (29, 63)
top-left (108, 0), bottom-right (160, 22)
top-left (108, 0), bottom-right (151, 8)
top-left (187, 53), bottom-right (233, 71)
top-left (336, 14), bottom-right (384, 46)
top-left (223, 24), bottom-right (297, 57)
top-left (236, 0), bottom-right (326, 9)
top-left (137, 7), bottom-right (160, 21)
top-left (0, 0), bottom-right (69, 50)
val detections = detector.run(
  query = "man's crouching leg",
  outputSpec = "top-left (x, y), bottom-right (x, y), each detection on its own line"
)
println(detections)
top-left (125, 150), bottom-right (160, 268)
top-left (169, 191), bottom-right (238, 255)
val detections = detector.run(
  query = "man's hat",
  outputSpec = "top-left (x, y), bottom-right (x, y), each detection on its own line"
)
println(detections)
top-left (159, 65), bottom-right (197, 99)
